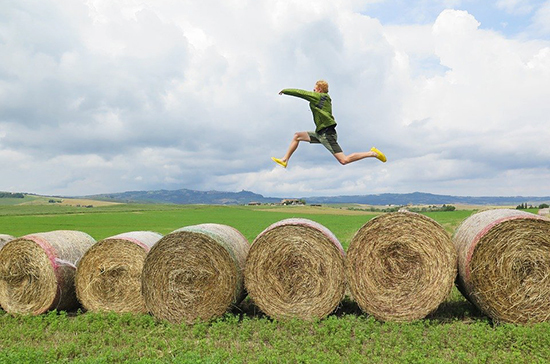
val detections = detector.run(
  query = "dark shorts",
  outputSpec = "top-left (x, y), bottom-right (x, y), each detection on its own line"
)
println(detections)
top-left (308, 126), bottom-right (342, 155)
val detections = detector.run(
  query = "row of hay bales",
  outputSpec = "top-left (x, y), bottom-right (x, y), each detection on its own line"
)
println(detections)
top-left (0, 209), bottom-right (549, 324)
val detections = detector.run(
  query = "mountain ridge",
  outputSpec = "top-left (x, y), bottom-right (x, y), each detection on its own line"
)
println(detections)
top-left (80, 189), bottom-right (550, 206)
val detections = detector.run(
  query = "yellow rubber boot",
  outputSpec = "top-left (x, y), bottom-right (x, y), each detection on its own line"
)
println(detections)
top-left (370, 147), bottom-right (387, 163)
top-left (271, 157), bottom-right (287, 168)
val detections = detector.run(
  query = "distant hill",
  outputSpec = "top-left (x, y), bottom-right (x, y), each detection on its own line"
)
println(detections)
top-left (81, 189), bottom-right (550, 206)
top-left (85, 189), bottom-right (281, 205)
top-left (305, 192), bottom-right (550, 206)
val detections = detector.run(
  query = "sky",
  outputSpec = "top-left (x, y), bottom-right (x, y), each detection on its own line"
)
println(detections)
top-left (1, 0), bottom-right (549, 198)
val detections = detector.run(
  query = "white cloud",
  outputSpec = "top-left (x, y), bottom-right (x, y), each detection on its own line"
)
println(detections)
top-left (496, 0), bottom-right (537, 15)
top-left (1, 1), bottom-right (549, 197)
top-left (401, 10), bottom-right (550, 151)
top-left (530, 1), bottom-right (550, 35)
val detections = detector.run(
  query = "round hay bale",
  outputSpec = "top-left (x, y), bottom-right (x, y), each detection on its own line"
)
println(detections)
top-left (346, 212), bottom-right (457, 322)
top-left (453, 209), bottom-right (550, 323)
top-left (244, 218), bottom-right (346, 320)
top-left (0, 230), bottom-right (96, 314)
top-left (76, 231), bottom-right (162, 313)
top-left (0, 234), bottom-right (15, 249)
top-left (142, 224), bottom-right (249, 324)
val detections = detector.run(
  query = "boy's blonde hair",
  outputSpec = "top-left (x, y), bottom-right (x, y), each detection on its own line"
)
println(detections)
top-left (316, 80), bottom-right (329, 93)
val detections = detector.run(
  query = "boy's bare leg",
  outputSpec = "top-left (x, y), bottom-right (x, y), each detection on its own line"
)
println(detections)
top-left (333, 147), bottom-right (386, 165)
top-left (333, 151), bottom-right (376, 165)
top-left (281, 131), bottom-right (310, 163)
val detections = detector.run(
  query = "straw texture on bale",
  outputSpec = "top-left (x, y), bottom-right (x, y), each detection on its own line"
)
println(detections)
top-left (76, 231), bottom-right (162, 313)
top-left (346, 212), bottom-right (457, 322)
top-left (245, 218), bottom-right (346, 320)
top-left (0, 234), bottom-right (15, 249)
top-left (0, 230), bottom-right (96, 314)
top-left (142, 224), bottom-right (249, 324)
top-left (453, 209), bottom-right (550, 323)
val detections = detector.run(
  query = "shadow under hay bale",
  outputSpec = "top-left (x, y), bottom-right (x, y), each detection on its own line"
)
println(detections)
top-left (346, 212), bottom-right (457, 322)
top-left (244, 218), bottom-right (346, 320)
top-left (76, 231), bottom-right (163, 314)
top-left (0, 234), bottom-right (15, 249)
top-left (0, 230), bottom-right (96, 314)
top-left (141, 224), bottom-right (249, 324)
top-left (453, 209), bottom-right (550, 324)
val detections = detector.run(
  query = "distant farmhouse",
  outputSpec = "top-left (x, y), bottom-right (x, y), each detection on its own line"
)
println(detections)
top-left (247, 199), bottom-right (306, 206)
top-left (281, 199), bottom-right (306, 206)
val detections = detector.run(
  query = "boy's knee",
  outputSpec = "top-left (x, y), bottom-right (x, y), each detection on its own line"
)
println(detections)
top-left (293, 132), bottom-right (307, 141)
top-left (335, 154), bottom-right (348, 165)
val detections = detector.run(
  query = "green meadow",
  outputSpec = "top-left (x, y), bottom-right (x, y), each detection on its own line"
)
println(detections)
top-left (0, 204), bottom-right (549, 363)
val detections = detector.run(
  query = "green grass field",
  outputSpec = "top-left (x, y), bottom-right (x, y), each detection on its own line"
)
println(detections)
top-left (0, 204), bottom-right (549, 363)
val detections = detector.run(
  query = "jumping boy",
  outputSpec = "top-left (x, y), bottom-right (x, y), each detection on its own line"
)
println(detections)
top-left (271, 80), bottom-right (386, 168)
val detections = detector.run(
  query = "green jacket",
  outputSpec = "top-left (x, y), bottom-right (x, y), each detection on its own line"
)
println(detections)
top-left (281, 88), bottom-right (337, 132)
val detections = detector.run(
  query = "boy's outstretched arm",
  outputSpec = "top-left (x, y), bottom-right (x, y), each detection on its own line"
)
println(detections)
top-left (279, 88), bottom-right (322, 103)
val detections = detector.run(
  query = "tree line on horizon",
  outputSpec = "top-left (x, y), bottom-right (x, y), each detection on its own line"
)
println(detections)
top-left (516, 203), bottom-right (549, 210)
top-left (0, 192), bottom-right (24, 199)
